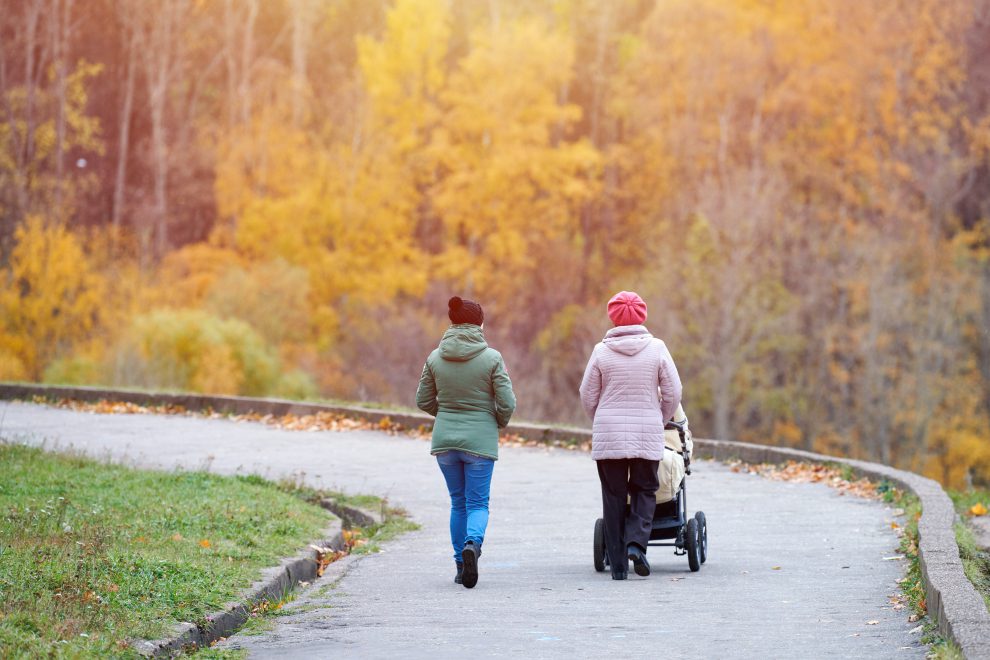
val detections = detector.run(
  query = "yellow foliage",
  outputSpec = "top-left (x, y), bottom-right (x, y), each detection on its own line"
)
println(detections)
top-left (189, 345), bottom-right (243, 395)
top-left (0, 60), bottom-right (103, 220)
top-left (356, 0), bottom-right (450, 154)
top-left (0, 348), bottom-right (27, 381)
top-left (772, 420), bottom-right (803, 448)
top-left (924, 418), bottom-right (990, 491)
top-left (0, 217), bottom-right (106, 380)
top-left (153, 244), bottom-right (245, 309)
top-left (431, 18), bottom-right (601, 312)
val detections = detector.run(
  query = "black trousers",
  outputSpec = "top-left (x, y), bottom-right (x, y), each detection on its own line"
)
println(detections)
top-left (596, 458), bottom-right (660, 571)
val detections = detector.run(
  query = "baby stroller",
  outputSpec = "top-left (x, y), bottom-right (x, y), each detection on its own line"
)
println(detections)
top-left (592, 418), bottom-right (709, 572)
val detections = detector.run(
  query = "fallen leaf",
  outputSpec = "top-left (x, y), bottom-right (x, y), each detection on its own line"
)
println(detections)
top-left (771, 566), bottom-right (782, 570)
top-left (199, 539), bottom-right (211, 548)
top-left (970, 503), bottom-right (988, 516)
top-left (866, 620), bottom-right (879, 625)
top-left (890, 522), bottom-right (900, 529)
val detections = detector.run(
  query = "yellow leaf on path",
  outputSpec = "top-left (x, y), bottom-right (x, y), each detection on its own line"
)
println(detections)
top-left (771, 566), bottom-right (782, 570)
top-left (199, 539), bottom-right (211, 548)
top-left (970, 503), bottom-right (988, 516)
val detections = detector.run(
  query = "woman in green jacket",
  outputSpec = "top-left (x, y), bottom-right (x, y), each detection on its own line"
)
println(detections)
top-left (416, 296), bottom-right (516, 589)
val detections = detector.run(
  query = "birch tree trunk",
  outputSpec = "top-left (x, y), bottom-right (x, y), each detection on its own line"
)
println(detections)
top-left (112, 9), bottom-right (137, 236)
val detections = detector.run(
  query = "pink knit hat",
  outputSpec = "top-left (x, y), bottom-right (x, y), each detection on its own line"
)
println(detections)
top-left (607, 291), bottom-right (648, 326)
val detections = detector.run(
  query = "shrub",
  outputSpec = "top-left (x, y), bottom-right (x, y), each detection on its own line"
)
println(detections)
top-left (123, 309), bottom-right (280, 396)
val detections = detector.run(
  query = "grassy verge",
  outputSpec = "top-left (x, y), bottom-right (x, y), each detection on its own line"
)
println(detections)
top-left (0, 442), bottom-right (333, 657)
top-left (878, 484), bottom-right (963, 658)
top-left (349, 514), bottom-right (420, 556)
top-left (272, 478), bottom-right (421, 557)
top-left (948, 489), bottom-right (990, 615)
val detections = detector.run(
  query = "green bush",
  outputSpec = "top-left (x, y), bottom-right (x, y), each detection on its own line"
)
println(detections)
top-left (42, 355), bottom-right (102, 385)
top-left (126, 309), bottom-right (280, 397)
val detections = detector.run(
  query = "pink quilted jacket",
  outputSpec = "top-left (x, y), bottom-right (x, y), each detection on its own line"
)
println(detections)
top-left (579, 325), bottom-right (682, 461)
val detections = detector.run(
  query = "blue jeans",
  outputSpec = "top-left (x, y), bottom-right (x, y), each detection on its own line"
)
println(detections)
top-left (436, 450), bottom-right (495, 563)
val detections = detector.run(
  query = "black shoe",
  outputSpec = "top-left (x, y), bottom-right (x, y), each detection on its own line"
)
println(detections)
top-left (461, 542), bottom-right (479, 589)
top-left (454, 561), bottom-right (464, 584)
top-left (611, 569), bottom-right (628, 580)
top-left (627, 544), bottom-right (651, 577)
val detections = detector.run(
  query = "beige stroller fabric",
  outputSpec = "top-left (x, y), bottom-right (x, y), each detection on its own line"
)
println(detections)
top-left (656, 404), bottom-right (693, 503)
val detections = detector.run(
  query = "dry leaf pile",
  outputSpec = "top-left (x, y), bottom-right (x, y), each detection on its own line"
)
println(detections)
top-left (34, 396), bottom-right (595, 451)
top-left (37, 396), bottom-right (429, 439)
top-left (727, 459), bottom-right (882, 500)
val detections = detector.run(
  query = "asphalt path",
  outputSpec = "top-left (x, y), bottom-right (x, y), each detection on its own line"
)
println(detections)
top-left (1, 401), bottom-right (926, 659)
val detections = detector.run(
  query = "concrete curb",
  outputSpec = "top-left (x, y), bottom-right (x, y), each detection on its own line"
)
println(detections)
top-left (131, 510), bottom-right (347, 658)
top-left (692, 440), bottom-right (990, 659)
top-left (4, 383), bottom-right (989, 658)
top-left (320, 498), bottom-right (385, 529)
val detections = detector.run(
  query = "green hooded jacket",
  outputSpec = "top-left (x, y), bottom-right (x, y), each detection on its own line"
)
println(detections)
top-left (416, 324), bottom-right (516, 460)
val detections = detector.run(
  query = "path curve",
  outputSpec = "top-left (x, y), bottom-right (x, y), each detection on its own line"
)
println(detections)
top-left (2, 402), bottom-right (923, 658)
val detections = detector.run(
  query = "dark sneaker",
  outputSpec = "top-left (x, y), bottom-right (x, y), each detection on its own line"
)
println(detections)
top-left (461, 542), bottom-right (479, 589)
top-left (454, 561), bottom-right (464, 584)
top-left (611, 569), bottom-right (628, 580)
top-left (627, 544), bottom-right (651, 577)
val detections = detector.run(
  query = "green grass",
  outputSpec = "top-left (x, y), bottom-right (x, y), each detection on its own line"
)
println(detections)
top-left (954, 522), bottom-right (990, 611)
top-left (948, 488), bottom-right (990, 515)
top-left (350, 515), bottom-right (421, 556)
top-left (274, 475), bottom-right (385, 513)
top-left (272, 477), bottom-right (421, 556)
top-left (0, 442), bottom-right (333, 658)
top-left (948, 488), bottom-right (990, 615)
top-left (878, 486), bottom-right (959, 655)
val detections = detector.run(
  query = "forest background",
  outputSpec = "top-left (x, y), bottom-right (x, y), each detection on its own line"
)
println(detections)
top-left (2, 0), bottom-right (989, 489)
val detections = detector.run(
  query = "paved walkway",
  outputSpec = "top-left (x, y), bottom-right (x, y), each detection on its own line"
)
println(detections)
top-left (3, 401), bottom-right (925, 658)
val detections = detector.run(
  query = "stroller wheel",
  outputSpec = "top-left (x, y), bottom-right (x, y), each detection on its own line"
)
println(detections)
top-left (695, 511), bottom-right (708, 564)
top-left (685, 518), bottom-right (701, 572)
top-left (593, 518), bottom-right (606, 572)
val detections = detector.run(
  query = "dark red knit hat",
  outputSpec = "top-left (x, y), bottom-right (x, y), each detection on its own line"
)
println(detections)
top-left (607, 291), bottom-right (647, 326)
top-left (448, 296), bottom-right (484, 326)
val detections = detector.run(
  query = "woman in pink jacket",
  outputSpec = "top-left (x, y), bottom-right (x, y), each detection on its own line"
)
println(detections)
top-left (579, 291), bottom-right (682, 580)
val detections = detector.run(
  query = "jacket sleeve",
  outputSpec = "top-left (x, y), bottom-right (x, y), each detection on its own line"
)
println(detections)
top-left (657, 341), bottom-right (683, 423)
top-left (492, 355), bottom-right (516, 429)
top-left (416, 359), bottom-right (439, 417)
top-left (579, 348), bottom-right (602, 421)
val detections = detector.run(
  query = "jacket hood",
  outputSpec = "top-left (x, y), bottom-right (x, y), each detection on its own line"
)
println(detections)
top-left (439, 324), bottom-right (489, 361)
top-left (603, 324), bottom-right (653, 356)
